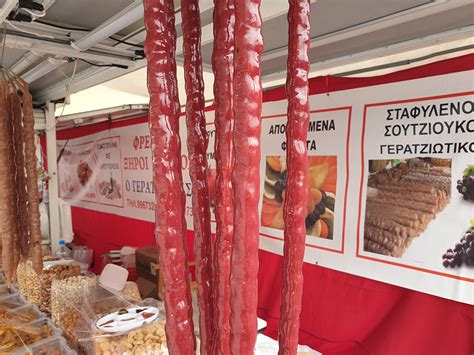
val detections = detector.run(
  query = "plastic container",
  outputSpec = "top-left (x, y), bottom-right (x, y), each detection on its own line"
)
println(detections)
top-left (2, 304), bottom-right (45, 324)
top-left (56, 240), bottom-right (72, 259)
top-left (0, 293), bottom-right (27, 310)
top-left (0, 317), bottom-right (62, 354)
top-left (72, 246), bottom-right (94, 267)
top-left (12, 335), bottom-right (77, 355)
top-left (0, 284), bottom-right (19, 298)
top-left (99, 264), bottom-right (129, 292)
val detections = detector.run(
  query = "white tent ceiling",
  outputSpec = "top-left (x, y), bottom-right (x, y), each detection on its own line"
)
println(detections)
top-left (0, 0), bottom-right (472, 116)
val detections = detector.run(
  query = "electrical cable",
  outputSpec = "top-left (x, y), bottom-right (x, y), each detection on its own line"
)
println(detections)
top-left (53, 59), bottom-right (77, 129)
top-left (5, 19), bottom-right (55, 39)
top-left (35, 19), bottom-right (144, 48)
top-left (1, 25), bottom-right (6, 67)
top-left (76, 58), bottom-right (128, 69)
top-left (22, 8), bottom-right (46, 19)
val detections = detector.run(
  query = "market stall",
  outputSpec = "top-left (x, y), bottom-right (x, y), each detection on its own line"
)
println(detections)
top-left (0, 0), bottom-right (473, 354)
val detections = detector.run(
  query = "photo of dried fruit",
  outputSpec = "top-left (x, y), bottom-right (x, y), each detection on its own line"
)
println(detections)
top-left (98, 178), bottom-right (122, 200)
top-left (363, 157), bottom-right (451, 258)
top-left (77, 161), bottom-right (93, 186)
top-left (261, 155), bottom-right (337, 240)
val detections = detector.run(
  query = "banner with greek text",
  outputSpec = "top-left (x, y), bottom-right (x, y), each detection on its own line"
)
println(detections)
top-left (57, 68), bottom-right (474, 304)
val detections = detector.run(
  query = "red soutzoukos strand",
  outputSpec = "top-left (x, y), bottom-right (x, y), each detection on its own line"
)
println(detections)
top-left (278, 1), bottom-right (311, 354)
top-left (143, 1), bottom-right (196, 353)
top-left (229, 0), bottom-right (264, 353)
top-left (181, 0), bottom-right (214, 353)
top-left (211, 0), bottom-right (235, 353)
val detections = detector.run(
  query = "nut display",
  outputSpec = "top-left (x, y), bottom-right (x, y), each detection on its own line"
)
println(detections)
top-left (17, 261), bottom-right (42, 306)
top-left (89, 319), bottom-right (168, 355)
top-left (120, 282), bottom-right (142, 302)
top-left (17, 261), bottom-right (81, 312)
top-left (51, 275), bottom-right (96, 348)
top-left (38, 264), bottom-right (81, 314)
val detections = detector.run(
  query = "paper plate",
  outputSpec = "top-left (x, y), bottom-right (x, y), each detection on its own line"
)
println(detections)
top-left (95, 306), bottom-right (159, 333)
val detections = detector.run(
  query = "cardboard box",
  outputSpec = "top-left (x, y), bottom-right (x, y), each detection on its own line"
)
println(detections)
top-left (136, 245), bottom-right (159, 282)
top-left (136, 277), bottom-right (157, 299)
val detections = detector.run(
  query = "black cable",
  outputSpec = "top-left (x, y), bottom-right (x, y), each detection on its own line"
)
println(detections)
top-left (110, 37), bottom-right (144, 49)
top-left (57, 138), bottom-right (69, 164)
top-left (36, 19), bottom-right (89, 32)
top-left (35, 19), bottom-right (144, 48)
top-left (76, 58), bottom-right (128, 69)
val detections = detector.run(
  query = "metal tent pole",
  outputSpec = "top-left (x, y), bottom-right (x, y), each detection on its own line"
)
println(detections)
top-left (45, 101), bottom-right (60, 254)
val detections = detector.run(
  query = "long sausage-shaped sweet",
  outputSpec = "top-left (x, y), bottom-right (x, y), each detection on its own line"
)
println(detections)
top-left (278, 1), bottom-right (311, 354)
top-left (0, 81), bottom-right (15, 283)
top-left (11, 92), bottom-right (30, 260)
top-left (7, 91), bottom-right (21, 272)
top-left (143, 1), bottom-right (196, 353)
top-left (181, 1), bottom-right (214, 354)
top-left (22, 87), bottom-right (43, 275)
top-left (211, 0), bottom-right (235, 353)
top-left (229, 1), bottom-right (264, 353)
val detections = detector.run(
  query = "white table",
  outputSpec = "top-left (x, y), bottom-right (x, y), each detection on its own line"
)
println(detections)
top-left (255, 333), bottom-right (321, 355)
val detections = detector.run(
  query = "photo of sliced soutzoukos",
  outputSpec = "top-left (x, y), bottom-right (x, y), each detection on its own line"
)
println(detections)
top-left (364, 157), bottom-right (451, 257)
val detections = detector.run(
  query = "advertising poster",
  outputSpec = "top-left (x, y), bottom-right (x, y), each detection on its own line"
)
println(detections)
top-left (57, 69), bottom-right (474, 304)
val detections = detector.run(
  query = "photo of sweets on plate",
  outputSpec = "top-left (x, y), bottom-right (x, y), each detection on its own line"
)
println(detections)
top-left (98, 177), bottom-right (122, 200)
top-left (261, 155), bottom-right (337, 240)
top-left (363, 157), bottom-right (451, 258)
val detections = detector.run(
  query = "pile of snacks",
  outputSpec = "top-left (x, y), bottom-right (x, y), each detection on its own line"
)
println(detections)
top-left (51, 275), bottom-right (96, 349)
top-left (0, 305), bottom-right (43, 324)
top-left (17, 261), bottom-right (41, 305)
top-left (120, 281), bottom-right (142, 302)
top-left (17, 261), bottom-right (81, 313)
top-left (0, 275), bottom-right (75, 354)
top-left (86, 318), bottom-right (168, 355)
top-left (51, 282), bottom-right (130, 353)
top-left (0, 318), bottom-right (59, 353)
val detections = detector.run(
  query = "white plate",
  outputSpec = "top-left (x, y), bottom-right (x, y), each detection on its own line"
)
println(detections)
top-left (95, 306), bottom-right (159, 333)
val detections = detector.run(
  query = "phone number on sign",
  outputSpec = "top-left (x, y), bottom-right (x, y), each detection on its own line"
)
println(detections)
top-left (126, 198), bottom-right (155, 211)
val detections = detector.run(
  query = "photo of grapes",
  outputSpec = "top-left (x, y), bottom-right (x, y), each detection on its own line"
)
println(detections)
top-left (363, 157), bottom-right (452, 258)
top-left (456, 165), bottom-right (474, 201)
top-left (261, 155), bottom-right (337, 240)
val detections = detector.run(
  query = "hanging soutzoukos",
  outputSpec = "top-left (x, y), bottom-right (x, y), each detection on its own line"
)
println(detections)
top-left (278, 1), bottom-right (311, 354)
top-left (6, 84), bottom-right (21, 273)
top-left (0, 78), bottom-right (16, 284)
top-left (0, 70), bottom-right (42, 283)
top-left (21, 84), bottom-right (43, 275)
top-left (229, 0), bottom-right (264, 353)
top-left (211, 0), bottom-right (235, 354)
top-left (10, 89), bottom-right (30, 261)
top-left (143, 0), bottom-right (196, 353)
top-left (181, 0), bottom-right (214, 354)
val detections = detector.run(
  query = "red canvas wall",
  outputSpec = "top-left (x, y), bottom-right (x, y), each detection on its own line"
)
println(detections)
top-left (50, 54), bottom-right (474, 354)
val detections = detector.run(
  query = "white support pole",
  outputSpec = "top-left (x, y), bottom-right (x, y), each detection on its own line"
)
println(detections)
top-left (45, 101), bottom-right (61, 254)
